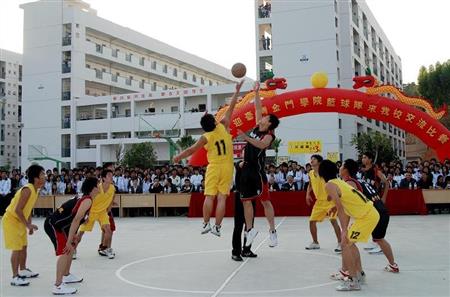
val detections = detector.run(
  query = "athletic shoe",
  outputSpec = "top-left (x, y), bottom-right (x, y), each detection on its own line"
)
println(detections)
top-left (98, 249), bottom-right (108, 257)
top-left (19, 268), bottom-right (39, 278)
top-left (10, 276), bottom-right (30, 286)
top-left (330, 270), bottom-right (348, 281)
top-left (368, 246), bottom-right (383, 254)
top-left (384, 263), bottom-right (400, 273)
top-left (334, 243), bottom-right (342, 253)
top-left (62, 273), bottom-right (83, 284)
top-left (231, 254), bottom-right (243, 262)
top-left (211, 225), bottom-right (221, 237)
top-left (357, 271), bottom-right (366, 284)
top-left (305, 242), bottom-right (320, 250)
top-left (241, 250), bottom-right (258, 258)
top-left (106, 248), bottom-right (115, 259)
top-left (72, 250), bottom-right (77, 260)
top-left (336, 277), bottom-right (361, 291)
top-left (245, 228), bottom-right (258, 247)
top-left (52, 283), bottom-right (77, 295)
top-left (201, 222), bottom-right (211, 234)
top-left (269, 230), bottom-right (278, 247)
top-left (364, 242), bottom-right (377, 250)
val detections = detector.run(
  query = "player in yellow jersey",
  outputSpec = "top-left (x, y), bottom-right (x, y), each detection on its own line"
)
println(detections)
top-left (2, 164), bottom-right (45, 286)
top-left (77, 169), bottom-right (116, 259)
top-left (319, 160), bottom-right (379, 291)
top-left (305, 155), bottom-right (341, 252)
top-left (173, 80), bottom-right (244, 236)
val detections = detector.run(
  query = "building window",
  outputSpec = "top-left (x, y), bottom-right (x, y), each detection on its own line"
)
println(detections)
top-left (192, 74), bottom-right (197, 82)
top-left (173, 68), bottom-right (178, 77)
top-left (171, 106), bottom-right (179, 113)
top-left (209, 80), bottom-right (213, 86)
top-left (183, 71), bottom-right (187, 80)
top-left (163, 65), bottom-right (168, 73)
top-left (139, 57), bottom-right (145, 66)
top-left (200, 77), bottom-right (204, 85)
top-left (152, 61), bottom-right (157, 70)
top-left (126, 53), bottom-right (132, 62)
top-left (335, 17), bottom-right (338, 28)
top-left (339, 135), bottom-right (343, 149)
top-left (152, 82), bottom-right (157, 91)
top-left (338, 119), bottom-right (342, 129)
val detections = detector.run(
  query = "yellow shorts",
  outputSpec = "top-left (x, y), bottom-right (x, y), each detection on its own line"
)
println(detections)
top-left (79, 211), bottom-right (110, 232)
top-left (348, 207), bottom-right (380, 243)
top-left (204, 163), bottom-right (233, 197)
top-left (2, 214), bottom-right (27, 251)
top-left (309, 200), bottom-right (337, 222)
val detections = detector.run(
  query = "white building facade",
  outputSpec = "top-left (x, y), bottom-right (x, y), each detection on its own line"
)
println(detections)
top-left (255, 0), bottom-right (405, 163)
top-left (0, 49), bottom-right (22, 169)
top-left (20, 0), bottom-right (238, 169)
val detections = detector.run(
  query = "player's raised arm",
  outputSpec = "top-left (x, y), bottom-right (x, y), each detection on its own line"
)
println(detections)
top-left (221, 80), bottom-right (244, 129)
top-left (173, 136), bottom-right (208, 164)
top-left (253, 81), bottom-right (262, 123)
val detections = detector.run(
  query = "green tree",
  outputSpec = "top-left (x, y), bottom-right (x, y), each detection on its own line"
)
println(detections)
top-left (122, 142), bottom-right (157, 169)
top-left (271, 137), bottom-right (282, 161)
top-left (402, 82), bottom-right (419, 97)
top-left (176, 135), bottom-right (196, 150)
top-left (417, 60), bottom-right (450, 108)
top-left (351, 131), bottom-right (397, 164)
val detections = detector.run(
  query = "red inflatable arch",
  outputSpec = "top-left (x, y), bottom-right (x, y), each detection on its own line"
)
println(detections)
top-left (189, 88), bottom-right (450, 166)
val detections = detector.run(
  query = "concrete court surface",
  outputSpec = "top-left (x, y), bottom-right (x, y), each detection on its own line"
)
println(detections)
top-left (1, 215), bottom-right (449, 297)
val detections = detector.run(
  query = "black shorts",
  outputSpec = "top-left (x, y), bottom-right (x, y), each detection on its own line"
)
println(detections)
top-left (44, 217), bottom-right (69, 256)
top-left (239, 165), bottom-right (269, 200)
top-left (372, 200), bottom-right (390, 240)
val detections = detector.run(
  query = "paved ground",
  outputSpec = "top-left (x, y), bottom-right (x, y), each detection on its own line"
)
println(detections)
top-left (1, 215), bottom-right (449, 297)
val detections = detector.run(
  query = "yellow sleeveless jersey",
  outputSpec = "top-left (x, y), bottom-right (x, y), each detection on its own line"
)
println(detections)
top-left (90, 183), bottom-right (115, 213)
top-left (5, 183), bottom-right (38, 221)
top-left (203, 123), bottom-right (233, 165)
top-left (329, 178), bottom-right (373, 219)
top-left (308, 170), bottom-right (328, 201)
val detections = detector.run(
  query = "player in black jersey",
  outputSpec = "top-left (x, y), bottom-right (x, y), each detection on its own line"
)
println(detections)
top-left (237, 81), bottom-right (280, 248)
top-left (44, 177), bottom-right (99, 295)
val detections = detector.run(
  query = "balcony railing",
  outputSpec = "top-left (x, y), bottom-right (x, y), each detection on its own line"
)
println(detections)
top-left (111, 74), bottom-right (118, 82)
top-left (62, 91), bottom-right (71, 101)
top-left (62, 36), bottom-right (71, 46)
top-left (95, 70), bottom-right (103, 79)
top-left (125, 78), bottom-right (131, 85)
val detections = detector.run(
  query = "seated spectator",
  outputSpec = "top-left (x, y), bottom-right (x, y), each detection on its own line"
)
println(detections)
top-left (281, 175), bottom-right (298, 191)
top-left (435, 175), bottom-right (446, 189)
top-left (150, 177), bottom-right (164, 193)
top-left (163, 178), bottom-right (178, 193)
top-left (129, 176), bottom-right (143, 193)
top-left (386, 173), bottom-right (398, 189)
top-left (417, 172), bottom-right (433, 189)
top-left (65, 182), bottom-right (76, 195)
top-left (399, 172), bottom-right (417, 189)
top-left (445, 176), bottom-right (450, 189)
top-left (268, 175), bottom-right (280, 192)
top-left (180, 179), bottom-right (194, 193)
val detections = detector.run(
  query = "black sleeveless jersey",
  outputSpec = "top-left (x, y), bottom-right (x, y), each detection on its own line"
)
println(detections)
top-left (243, 127), bottom-right (274, 176)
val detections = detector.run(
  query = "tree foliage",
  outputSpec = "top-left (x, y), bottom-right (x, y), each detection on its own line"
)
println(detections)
top-left (402, 82), bottom-right (419, 97)
top-left (176, 135), bottom-right (196, 150)
top-left (122, 142), bottom-right (157, 169)
top-left (270, 137), bottom-right (282, 160)
top-left (351, 131), bottom-right (397, 164)
top-left (417, 60), bottom-right (450, 108)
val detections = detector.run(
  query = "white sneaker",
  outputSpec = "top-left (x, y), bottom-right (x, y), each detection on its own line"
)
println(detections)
top-left (106, 248), bottom-right (115, 259)
top-left (52, 283), bottom-right (77, 295)
top-left (334, 243), bottom-right (342, 253)
top-left (72, 250), bottom-right (77, 260)
top-left (336, 277), bottom-right (361, 291)
top-left (62, 273), bottom-right (83, 284)
top-left (19, 268), bottom-right (39, 278)
top-left (245, 228), bottom-right (258, 247)
top-left (368, 245), bottom-right (383, 254)
top-left (364, 242), bottom-right (377, 250)
top-left (201, 222), bottom-right (211, 234)
top-left (11, 276), bottom-right (30, 286)
top-left (305, 242), bottom-right (320, 250)
top-left (211, 225), bottom-right (221, 237)
top-left (269, 230), bottom-right (278, 247)
top-left (330, 270), bottom-right (348, 281)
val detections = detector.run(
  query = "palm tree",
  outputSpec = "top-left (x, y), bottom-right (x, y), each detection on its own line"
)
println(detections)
top-left (176, 135), bottom-right (196, 150)
top-left (271, 137), bottom-right (282, 161)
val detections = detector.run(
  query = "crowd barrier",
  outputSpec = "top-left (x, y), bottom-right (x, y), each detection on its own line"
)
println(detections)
top-left (32, 190), bottom-right (449, 218)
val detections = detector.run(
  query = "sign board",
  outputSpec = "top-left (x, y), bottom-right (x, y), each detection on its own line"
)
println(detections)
top-left (327, 152), bottom-right (340, 162)
top-left (288, 140), bottom-right (322, 154)
top-left (233, 142), bottom-right (246, 159)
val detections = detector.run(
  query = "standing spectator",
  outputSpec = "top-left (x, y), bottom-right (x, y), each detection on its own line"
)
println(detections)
top-left (0, 170), bottom-right (12, 215)
top-left (190, 168), bottom-right (203, 192)
top-left (399, 172), bottom-right (417, 189)
top-left (261, 35), bottom-right (267, 50)
top-left (266, 36), bottom-right (271, 50)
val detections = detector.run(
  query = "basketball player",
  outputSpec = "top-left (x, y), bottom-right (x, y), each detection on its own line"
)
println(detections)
top-left (2, 165), bottom-right (45, 286)
top-left (305, 155), bottom-right (341, 252)
top-left (319, 160), bottom-right (379, 291)
top-left (77, 169), bottom-right (116, 259)
top-left (44, 177), bottom-right (99, 295)
top-left (237, 81), bottom-right (280, 247)
top-left (173, 80), bottom-right (244, 236)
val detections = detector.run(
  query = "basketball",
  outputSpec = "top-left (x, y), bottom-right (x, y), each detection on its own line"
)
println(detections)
top-left (231, 63), bottom-right (247, 78)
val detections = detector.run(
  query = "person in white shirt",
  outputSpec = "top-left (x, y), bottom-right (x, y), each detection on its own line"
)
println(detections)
top-left (142, 175), bottom-right (152, 193)
top-left (19, 175), bottom-right (28, 187)
top-left (56, 180), bottom-right (66, 194)
top-left (190, 168), bottom-right (203, 192)
top-left (169, 170), bottom-right (181, 191)
top-left (275, 163), bottom-right (288, 188)
top-left (393, 168), bottom-right (403, 186)
top-left (0, 171), bottom-right (12, 197)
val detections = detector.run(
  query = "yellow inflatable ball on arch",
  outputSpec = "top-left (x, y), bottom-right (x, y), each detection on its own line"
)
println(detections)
top-left (311, 72), bottom-right (328, 88)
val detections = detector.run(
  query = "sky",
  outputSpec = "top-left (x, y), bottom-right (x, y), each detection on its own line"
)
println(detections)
top-left (0, 0), bottom-right (449, 83)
